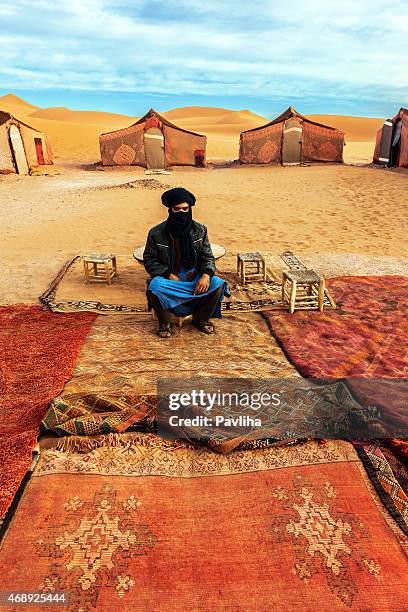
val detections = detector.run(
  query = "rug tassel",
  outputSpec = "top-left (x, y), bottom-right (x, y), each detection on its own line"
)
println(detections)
top-left (54, 433), bottom-right (187, 453)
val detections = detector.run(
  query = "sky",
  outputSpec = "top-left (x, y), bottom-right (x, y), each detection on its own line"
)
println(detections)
top-left (0, 0), bottom-right (407, 118)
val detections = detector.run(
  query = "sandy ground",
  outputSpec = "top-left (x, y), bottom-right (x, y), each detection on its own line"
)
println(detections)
top-left (0, 159), bottom-right (407, 305)
top-left (0, 93), bottom-right (406, 306)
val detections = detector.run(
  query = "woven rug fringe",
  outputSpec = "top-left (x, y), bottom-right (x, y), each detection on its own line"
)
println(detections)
top-left (54, 433), bottom-right (187, 454)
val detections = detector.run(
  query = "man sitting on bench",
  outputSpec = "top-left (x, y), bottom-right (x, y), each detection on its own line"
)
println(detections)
top-left (143, 187), bottom-right (229, 338)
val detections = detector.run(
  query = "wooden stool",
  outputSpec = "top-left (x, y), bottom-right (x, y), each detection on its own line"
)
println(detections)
top-left (282, 269), bottom-right (325, 313)
top-left (170, 314), bottom-right (192, 328)
top-left (83, 253), bottom-right (118, 284)
top-left (237, 252), bottom-right (266, 284)
top-left (151, 312), bottom-right (192, 329)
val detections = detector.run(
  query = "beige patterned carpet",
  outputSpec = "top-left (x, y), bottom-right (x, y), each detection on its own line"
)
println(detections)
top-left (60, 311), bottom-right (298, 397)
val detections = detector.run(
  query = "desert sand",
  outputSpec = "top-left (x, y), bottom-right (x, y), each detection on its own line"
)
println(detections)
top-left (0, 93), bottom-right (383, 164)
top-left (0, 93), bottom-right (406, 306)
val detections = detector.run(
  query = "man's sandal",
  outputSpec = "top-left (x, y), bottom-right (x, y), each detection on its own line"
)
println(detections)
top-left (192, 320), bottom-right (215, 334)
top-left (157, 324), bottom-right (172, 338)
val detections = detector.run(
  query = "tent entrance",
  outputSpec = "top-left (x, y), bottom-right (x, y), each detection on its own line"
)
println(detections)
top-left (9, 125), bottom-right (29, 174)
top-left (282, 118), bottom-right (303, 165)
top-left (390, 119), bottom-right (402, 167)
top-left (379, 120), bottom-right (393, 164)
top-left (34, 138), bottom-right (45, 164)
top-left (144, 127), bottom-right (166, 169)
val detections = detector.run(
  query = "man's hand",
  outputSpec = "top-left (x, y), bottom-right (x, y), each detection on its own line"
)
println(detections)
top-left (194, 273), bottom-right (210, 294)
top-left (168, 273), bottom-right (180, 281)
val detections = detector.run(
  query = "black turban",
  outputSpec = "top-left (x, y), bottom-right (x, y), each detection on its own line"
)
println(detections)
top-left (161, 187), bottom-right (196, 208)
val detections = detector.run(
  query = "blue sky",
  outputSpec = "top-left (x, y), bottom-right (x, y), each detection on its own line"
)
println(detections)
top-left (0, 0), bottom-right (407, 118)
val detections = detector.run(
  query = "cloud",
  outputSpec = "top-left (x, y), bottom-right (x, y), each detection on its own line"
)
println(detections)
top-left (0, 0), bottom-right (407, 113)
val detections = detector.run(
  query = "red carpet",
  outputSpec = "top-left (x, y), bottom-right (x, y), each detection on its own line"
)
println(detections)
top-left (263, 276), bottom-right (408, 379)
top-left (388, 439), bottom-right (408, 463)
top-left (0, 305), bottom-right (95, 519)
top-left (262, 276), bottom-right (408, 450)
top-left (1, 438), bottom-right (407, 611)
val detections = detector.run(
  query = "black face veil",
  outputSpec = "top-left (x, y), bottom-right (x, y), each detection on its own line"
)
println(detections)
top-left (162, 187), bottom-right (197, 271)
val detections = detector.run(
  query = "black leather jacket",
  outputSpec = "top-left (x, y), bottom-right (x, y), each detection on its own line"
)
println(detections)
top-left (143, 220), bottom-right (216, 278)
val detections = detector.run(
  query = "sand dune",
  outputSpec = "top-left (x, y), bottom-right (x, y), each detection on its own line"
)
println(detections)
top-left (163, 106), bottom-right (267, 129)
top-left (185, 123), bottom-right (252, 135)
top-left (164, 116), bottom-right (222, 128)
top-left (0, 93), bottom-right (38, 113)
top-left (163, 105), bottom-right (242, 119)
top-left (239, 109), bottom-right (269, 122)
top-left (165, 106), bottom-right (267, 121)
top-left (0, 93), bottom-right (39, 119)
top-left (0, 93), bottom-right (385, 164)
top-left (307, 115), bottom-right (385, 141)
top-left (213, 111), bottom-right (265, 126)
top-left (29, 106), bottom-right (138, 126)
top-left (25, 116), bottom-right (120, 163)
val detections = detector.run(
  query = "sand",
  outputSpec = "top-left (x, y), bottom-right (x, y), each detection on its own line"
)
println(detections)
top-left (0, 162), bottom-right (407, 305)
top-left (0, 93), bottom-right (406, 306)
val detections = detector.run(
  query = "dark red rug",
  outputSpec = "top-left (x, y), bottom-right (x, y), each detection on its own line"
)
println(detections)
top-left (262, 275), bottom-right (408, 448)
top-left (0, 305), bottom-right (95, 519)
top-left (263, 276), bottom-right (408, 379)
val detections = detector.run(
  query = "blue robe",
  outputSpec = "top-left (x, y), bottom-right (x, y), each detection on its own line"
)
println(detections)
top-left (147, 267), bottom-right (230, 318)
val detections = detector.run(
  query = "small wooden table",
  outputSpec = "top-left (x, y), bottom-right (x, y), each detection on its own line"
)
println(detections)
top-left (83, 253), bottom-right (117, 284)
top-left (282, 269), bottom-right (325, 313)
top-left (133, 243), bottom-right (226, 263)
top-left (237, 252), bottom-right (266, 284)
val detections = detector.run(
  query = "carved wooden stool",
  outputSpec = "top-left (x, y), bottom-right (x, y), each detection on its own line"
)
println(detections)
top-left (83, 253), bottom-right (118, 284)
top-left (282, 269), bottom-right (325, 313)
top-left (237, 252), bottom-right (266, 284)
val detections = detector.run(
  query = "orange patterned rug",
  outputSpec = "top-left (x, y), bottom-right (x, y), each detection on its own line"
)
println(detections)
top-left (0, 436), bottom-right (407, 611)
top-left (0, 305), bottom-right (95, 520)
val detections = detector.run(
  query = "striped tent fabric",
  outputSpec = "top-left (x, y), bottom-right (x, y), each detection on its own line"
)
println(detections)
top-left (239, 106), bottom-right (344, 165)
top-left (0, 111), bottom-right (53, 174)
top-left (99, 108), bottom-right (207, 168)
top-left (373, 128), bottom-right (382, 163)
top-left (162, 124), bottom-right (206, 166)
top-left (239, 122), bottom-right (282, 164)
top-left (301, 121), bottom-right (344, 162)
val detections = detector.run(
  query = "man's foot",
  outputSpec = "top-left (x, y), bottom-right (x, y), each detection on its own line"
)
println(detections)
top-left (192, 319), bottom-right (215, 334)
top-left (157, 324), bottom-right (172, 338)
